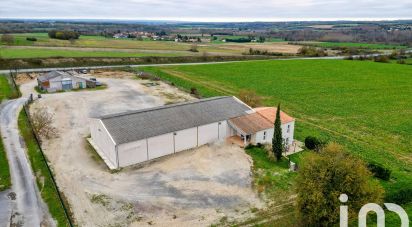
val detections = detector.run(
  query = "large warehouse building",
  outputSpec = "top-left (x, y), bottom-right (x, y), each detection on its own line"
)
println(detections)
top-left (90, 96), bottom-right (295, 169)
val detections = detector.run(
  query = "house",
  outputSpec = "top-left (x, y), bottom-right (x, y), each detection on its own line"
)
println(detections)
top-left (37, 71), bottom-right (89, 92)
top-left (228, 107), bottom-right (295, 146)
top-left (89, 96), bottom-right (295, 169)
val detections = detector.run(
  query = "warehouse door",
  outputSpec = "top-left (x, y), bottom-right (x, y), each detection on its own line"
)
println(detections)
top-left (62, 79), bottom-right (73, 90)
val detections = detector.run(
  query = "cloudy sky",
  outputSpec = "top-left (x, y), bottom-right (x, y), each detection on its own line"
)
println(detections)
top-left (1, 0), bottom-right (411, 21)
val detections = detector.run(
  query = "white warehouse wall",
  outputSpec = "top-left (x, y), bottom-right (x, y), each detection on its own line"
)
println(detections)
top-left (96, 120), bottom-right (237, 169)
top-left (218, 120), bottom-right (229, 140)
top-left (198, 122), bottom-right (219, 146)
top-left (174, 127), bottom-right (198, 152)
top-left (147, 133), bottom-right (174, 159)
top-left (90, 119), bottom-right (117, 167)
top-left (117, 139), bottom-right (148, 167)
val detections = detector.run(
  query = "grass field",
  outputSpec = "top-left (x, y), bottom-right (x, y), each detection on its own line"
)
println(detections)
top-left (140, 59), bottom-right (412, 224)
top-left (297, 41), bottom-right (408, 49)
top-left (18, 110), bottom-right (71, 226)
top-left (0, 47), bottom-right (189, 59)
top-left (0, 33), bottom-right (298, 57)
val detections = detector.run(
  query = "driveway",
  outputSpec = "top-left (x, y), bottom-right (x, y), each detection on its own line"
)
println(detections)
top-left (0, 99), bottom-right (54, 227)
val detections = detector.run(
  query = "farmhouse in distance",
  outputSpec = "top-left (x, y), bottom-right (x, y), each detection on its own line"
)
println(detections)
top-left (90, 96), bottom-right (295, 169)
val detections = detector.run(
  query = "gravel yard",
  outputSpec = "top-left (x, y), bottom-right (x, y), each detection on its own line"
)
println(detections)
top-left (19, 73), bottom-right (262, 226)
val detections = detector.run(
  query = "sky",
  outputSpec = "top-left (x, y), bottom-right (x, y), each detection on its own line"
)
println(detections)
top-left (1, 0), bottom-right (411, 22)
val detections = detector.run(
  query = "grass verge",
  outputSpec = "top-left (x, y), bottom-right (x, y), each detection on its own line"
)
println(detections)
top-left (18, 109), bottom-right (71, 227)
top-left (0, 131), bottom-right (11, 191)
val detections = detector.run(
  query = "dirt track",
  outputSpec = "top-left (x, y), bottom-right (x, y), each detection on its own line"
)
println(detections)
top-left (20, 75), bottom-right (262, 226)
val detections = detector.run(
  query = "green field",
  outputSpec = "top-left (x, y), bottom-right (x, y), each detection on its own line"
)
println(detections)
top-left (300, 41), bottom-right (408, 49)
top-left (0, 47), bottom-right (189, 59)
top-left (140, 59), bottom-right (412, 224)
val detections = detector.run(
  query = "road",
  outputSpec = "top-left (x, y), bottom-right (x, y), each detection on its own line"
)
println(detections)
top-left (2, 50), bottom-right (411, 74)
top-left (0, 56), bottom-right (346, 74)
top-left (0, 99), bottom-right (54, 227)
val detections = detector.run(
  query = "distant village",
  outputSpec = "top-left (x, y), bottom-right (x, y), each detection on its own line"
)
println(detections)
top-left (112, 31), bottom-right (264, 43)
top-left (112, 31), bottom-right (211, 42)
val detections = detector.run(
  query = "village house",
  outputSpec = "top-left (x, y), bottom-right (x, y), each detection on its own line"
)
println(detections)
top-left (90, 96), bottom-right (295, 169)
top-left (37, 71), bottom-right (91, 92)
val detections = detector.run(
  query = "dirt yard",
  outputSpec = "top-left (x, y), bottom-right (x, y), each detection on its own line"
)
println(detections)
top-left (19, 72), bottom-right (262, 226)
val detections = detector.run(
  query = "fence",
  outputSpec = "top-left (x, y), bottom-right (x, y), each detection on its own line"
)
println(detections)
top-left (22, 103), bottom-right (74, 227)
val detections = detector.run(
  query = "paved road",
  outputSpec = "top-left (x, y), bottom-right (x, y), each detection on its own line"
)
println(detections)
top-left (0, 99), bottom-right (54, 227)
top-left (0, 56), bottom-right (346, 74)
top-left (2, 50), bottom-right (411, 74)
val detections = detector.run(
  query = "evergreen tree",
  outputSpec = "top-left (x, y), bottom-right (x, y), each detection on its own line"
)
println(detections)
top-left (272, 103), bottom-right (283, 161)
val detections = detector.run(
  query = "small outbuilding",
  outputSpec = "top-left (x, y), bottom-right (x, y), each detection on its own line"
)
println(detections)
top-left (90, 96), bottom-right (295, 169)
top-left (37, 71), bottom-right (89, 92)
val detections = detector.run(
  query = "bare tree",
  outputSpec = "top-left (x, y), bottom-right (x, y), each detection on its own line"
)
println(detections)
top-left (31, 109), bottom-right (58, 140)
top-left (189, 44), bottom-right (199, 52)
top-left (238, 89), bottom-right (262, 108)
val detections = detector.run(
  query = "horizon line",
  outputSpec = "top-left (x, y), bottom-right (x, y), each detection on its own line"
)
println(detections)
top-left (1, 17), bottom-right (412, 23)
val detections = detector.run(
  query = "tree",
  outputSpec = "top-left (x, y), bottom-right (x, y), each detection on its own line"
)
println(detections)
top-left (296, 143), bottom-right (384, 226)
top-left (31, 108), bottom-right (58, 141)
top-left (238, 89), bottom-right (262, 108)
top-left (272, 104), bottom-right (283, 161)
top-left (1, 34), bottom-right (14, 45)
top-left (189, 44), bottom-right (198, 52)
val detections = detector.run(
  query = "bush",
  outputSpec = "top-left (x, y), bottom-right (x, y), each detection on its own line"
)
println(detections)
top-left (304, 136), bottom-right (324, 150)
top-left (367, 162), bottom-right (391, 181)
top-left (225, 38), bottom-right (252, 43)
top-left (373, 55), bottom-right (390, 63)
top-left (189, 44), bottom-right (199, 52)
top-left (397, 59), bottom-right (406, 64)
top-left (26, 37), bottom-right (37, 41)
top-left (386, 188), bottom-right (412, 205)
top-left (298, 46), bottom-right (327, 57)
top-left (238, 89), bottom-right (262, 108)
top-left (190, 87), bottom-right (199, 96)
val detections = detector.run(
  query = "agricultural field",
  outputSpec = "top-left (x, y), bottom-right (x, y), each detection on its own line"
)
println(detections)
top-left (139, 59), bottom-right (412, 224)
top-left (0, 46), bottom-right (191, 59)
top-left (295, 41), bottom-right (408, 49)
top-left (0, 33), bottom-right (300, 58)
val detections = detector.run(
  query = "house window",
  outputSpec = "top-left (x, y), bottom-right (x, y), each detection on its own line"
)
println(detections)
top-left (286, 138), bottom-right (289, 144)
top-left (263, 131), bottom-right (266, 140)
top-left (287, 125), bottom-right (290, 133)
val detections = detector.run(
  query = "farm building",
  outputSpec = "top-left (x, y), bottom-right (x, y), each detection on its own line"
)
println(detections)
top-left (37, 71), bottom-right (91, 92)
top-left (90, 96), bottom-right (295, 169)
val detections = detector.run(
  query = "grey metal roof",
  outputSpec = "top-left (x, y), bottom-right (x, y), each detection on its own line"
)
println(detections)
top-left (38, 71), bottom-right (88, 82)
top-left (37, 71), bottom-right (67, 82)
top-left (99, 96), bottom-right (251, 144)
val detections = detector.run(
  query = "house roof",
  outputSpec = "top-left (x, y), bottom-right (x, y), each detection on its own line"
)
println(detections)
top-left (38, 71), bottom-right (67, 82)
top-left (228, 112), bottom-right (273, 134)
top-left (38, 71), bottom-right (88, 82)
top-left (228, 107), bottom-right (295, 134)
top-left (99, 96), bottom-right (251, 144)
top-left (254, 107), bottom-right (295, 124)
